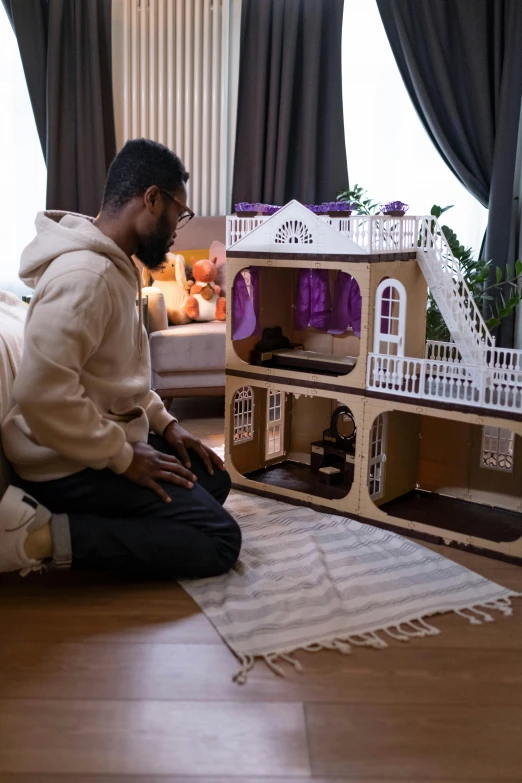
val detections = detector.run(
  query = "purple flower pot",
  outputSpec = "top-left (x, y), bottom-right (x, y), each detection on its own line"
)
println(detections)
top-left (379, 201), bottom-right (409, 217)
top-left (235, 202), bottom-right (261, 217)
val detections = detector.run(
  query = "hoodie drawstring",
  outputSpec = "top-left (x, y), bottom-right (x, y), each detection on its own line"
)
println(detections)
top-left (132, 261), bottom-right (144, 357)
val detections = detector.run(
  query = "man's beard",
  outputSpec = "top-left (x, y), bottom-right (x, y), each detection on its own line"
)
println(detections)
top-left (136, 210), bottom-right (172, 270)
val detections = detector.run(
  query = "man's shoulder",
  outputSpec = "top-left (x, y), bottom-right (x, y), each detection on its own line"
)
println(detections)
top-left (43, 250), bottom-right (113, 281)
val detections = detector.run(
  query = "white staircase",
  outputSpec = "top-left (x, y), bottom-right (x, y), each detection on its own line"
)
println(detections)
top-left (416, 217), bottom-right (494, 366)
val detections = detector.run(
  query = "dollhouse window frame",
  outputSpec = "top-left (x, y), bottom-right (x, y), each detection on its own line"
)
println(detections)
top-left (481, 425), bottom-right (514, 473)
top-left (265, 390), bottom-right (285, 459)
top-left (373, 278), bottom-right (407, 356)
top-left (233, 386), bottom-right (254, 444)
top-left (274, 219), bottom-right (313, 245)
top-left (368, 413), bottom-right (388, 499)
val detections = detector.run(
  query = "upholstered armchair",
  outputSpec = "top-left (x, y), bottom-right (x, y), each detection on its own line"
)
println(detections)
top-left (142, 216), bottom-right (227, 403)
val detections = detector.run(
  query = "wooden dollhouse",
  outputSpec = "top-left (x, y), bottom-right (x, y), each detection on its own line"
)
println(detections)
top-left (224, 200), bottom-right (522, 564)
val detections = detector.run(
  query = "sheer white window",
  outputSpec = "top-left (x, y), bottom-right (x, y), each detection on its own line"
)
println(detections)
top-left (233, 386), bottom-right (254, 443)
top-left (266, 390), bottom-right (285, 459)
top-left (373, 279), bottom-right (407, 355)
top-left (0, 5), bottom-right (46, 288)
top-left (481, 426), bottom-right (514, 472)
top-left (368, 414), bottom-right (388, 499)
top-left (342, 1), bottom-right (488, 256)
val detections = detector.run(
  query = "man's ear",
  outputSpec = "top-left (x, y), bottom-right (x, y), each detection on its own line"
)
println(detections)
top-left (143, 185), bottom-right (161, 214)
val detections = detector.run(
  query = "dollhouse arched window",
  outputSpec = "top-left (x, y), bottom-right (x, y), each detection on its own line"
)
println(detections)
top-left (275, 220), bottom-right (313, 244)
top-left (233, 386), bottom-right (254, 443)
top-left (373, 278), bottom-right (407, 356)
top-left (481, 426), bottom-right (514, 472)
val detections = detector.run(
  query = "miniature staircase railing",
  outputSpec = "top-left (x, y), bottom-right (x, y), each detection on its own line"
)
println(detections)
top-left (416, 216), bottom-right (494, 367)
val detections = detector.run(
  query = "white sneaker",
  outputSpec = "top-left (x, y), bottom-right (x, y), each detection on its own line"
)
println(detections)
top-left (0, 486), bottom-right (52, 576)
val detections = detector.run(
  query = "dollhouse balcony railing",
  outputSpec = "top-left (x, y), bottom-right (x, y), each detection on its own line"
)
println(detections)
top-left (425, 340), bottom-right (463, 363)
top-left (425, 341), bottom-right (522, 373)
top-left (367, 352), bottom-right (522, 413)
top-left (226, 213), bottom-right (423, 253)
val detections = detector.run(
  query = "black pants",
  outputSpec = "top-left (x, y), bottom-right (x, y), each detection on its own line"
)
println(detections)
top-left (16, 434), bottom-right (241, 579)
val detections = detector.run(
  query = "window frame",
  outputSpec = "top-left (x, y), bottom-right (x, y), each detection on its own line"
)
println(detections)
top-left (265, 390), bottom-right (285, 460)
top-left (480, 425), bottom-right (514, 473)
top-left (233, 386), bottom-right (255, 444)
top-left (368, 413), bottom-right (388, 500)
top-left (373, 278), bottom-right (407, 357)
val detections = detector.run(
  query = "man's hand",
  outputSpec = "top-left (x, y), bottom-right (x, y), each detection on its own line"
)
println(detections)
top-left (123, 442), bottom-right (197, 502)
top-left (163, 421), bottom-right (225, 476)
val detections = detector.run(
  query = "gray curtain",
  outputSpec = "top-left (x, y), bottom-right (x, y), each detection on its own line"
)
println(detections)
top-left (376, 0), bottom-right (522, 347)
top-left (231, 0), bottom-right (348, 208)
top-left (2, 0), bottom-right (116, 217)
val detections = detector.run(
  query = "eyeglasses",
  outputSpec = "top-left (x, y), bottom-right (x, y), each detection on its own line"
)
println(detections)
top-left (157, 188), bottom-right (195, 229)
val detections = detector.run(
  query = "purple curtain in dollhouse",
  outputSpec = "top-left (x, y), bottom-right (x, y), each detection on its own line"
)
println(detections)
top-left (294, 269), bottom-right (332, 331)
top-left (327, 271), bottom-right (362, 337)
top-left (232, 268), bottom-right (260, 340)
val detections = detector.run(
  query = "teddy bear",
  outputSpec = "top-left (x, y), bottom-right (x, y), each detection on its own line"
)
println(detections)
top-left (185, 257), bottom-right (226, 322)
top-left (141, 253), bottom-right (194, 325)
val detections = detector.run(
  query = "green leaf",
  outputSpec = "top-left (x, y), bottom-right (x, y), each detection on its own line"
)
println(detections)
top-left (496, 267), bottom-right (503, 284)
top-left (516, 260), bottom-right (522, 277)
top-left (506, 264), bottom-right (514, 282)
top-left (486, 317), bottom-right (501, 328)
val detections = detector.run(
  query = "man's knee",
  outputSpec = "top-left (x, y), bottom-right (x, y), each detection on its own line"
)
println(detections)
top-left (213, 467), bottom-right (232, 505)
top-left (213, 506), bottom-right (241, 573)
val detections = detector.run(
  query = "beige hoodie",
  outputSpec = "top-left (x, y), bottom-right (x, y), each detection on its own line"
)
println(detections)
top-left (1, 211), bottom-right (175, 481)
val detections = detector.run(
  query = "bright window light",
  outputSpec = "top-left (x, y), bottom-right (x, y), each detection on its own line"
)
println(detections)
top-left (0, 5), bottom-right (47, 287)
top-left (342, 0), bottom-right (488, 257)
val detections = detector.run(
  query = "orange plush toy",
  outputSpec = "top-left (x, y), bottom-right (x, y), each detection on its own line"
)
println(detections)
top-left (185, 257), bottom-right (226, 322)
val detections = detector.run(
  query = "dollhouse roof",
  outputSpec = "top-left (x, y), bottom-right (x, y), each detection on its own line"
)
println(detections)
top-left (228, 200), bottom-right (369, 255)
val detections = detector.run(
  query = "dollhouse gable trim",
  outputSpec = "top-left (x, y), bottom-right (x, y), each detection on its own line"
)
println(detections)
top-left (228, 200), bottom-right (369, 255)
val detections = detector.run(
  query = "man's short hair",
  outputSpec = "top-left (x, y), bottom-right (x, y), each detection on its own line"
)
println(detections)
top-left (101, 138), bottom-right (189, 213)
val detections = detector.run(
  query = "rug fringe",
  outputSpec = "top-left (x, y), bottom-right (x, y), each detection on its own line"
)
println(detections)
top-left (231, 596), bottom-right (519, 684)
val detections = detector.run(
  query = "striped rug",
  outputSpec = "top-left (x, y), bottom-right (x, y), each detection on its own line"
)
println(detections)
top-left (181, 490), bottom-right (520, 683)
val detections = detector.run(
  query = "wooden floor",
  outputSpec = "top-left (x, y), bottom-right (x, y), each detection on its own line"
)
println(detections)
top-left (1, 396), bottom-right (522, 781)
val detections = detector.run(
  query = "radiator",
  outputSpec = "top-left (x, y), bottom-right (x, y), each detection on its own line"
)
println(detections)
top-left (118, 0), bottom-right (238, 216)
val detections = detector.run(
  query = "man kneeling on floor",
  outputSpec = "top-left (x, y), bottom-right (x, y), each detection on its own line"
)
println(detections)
top-left (0, 139), bottom-right (241, 578)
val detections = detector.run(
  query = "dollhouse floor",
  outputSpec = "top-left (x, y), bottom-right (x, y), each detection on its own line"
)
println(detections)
top-left (246, 460), bottom-right (354, 500)
top-left (381, 489), bottom-right (522, 543)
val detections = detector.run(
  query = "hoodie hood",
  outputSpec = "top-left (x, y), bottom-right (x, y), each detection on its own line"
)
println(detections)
top-left (20, 211), bottom-right (136, 289)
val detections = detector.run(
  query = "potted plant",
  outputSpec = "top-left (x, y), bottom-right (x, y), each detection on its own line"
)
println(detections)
top-left (235, 202), bottom-right (261, 217)
top-left (305, 203), bottom-right (329, 215)
top-left (324, 201), bottom-right (354, 217)
top-left (380, 200), bottom-right (409, 217)
top-left (261, 204), bottom-right (281, 216)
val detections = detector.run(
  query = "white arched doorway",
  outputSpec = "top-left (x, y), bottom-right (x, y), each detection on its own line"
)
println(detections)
top-left (373, 278), bottom-right (407, 356)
